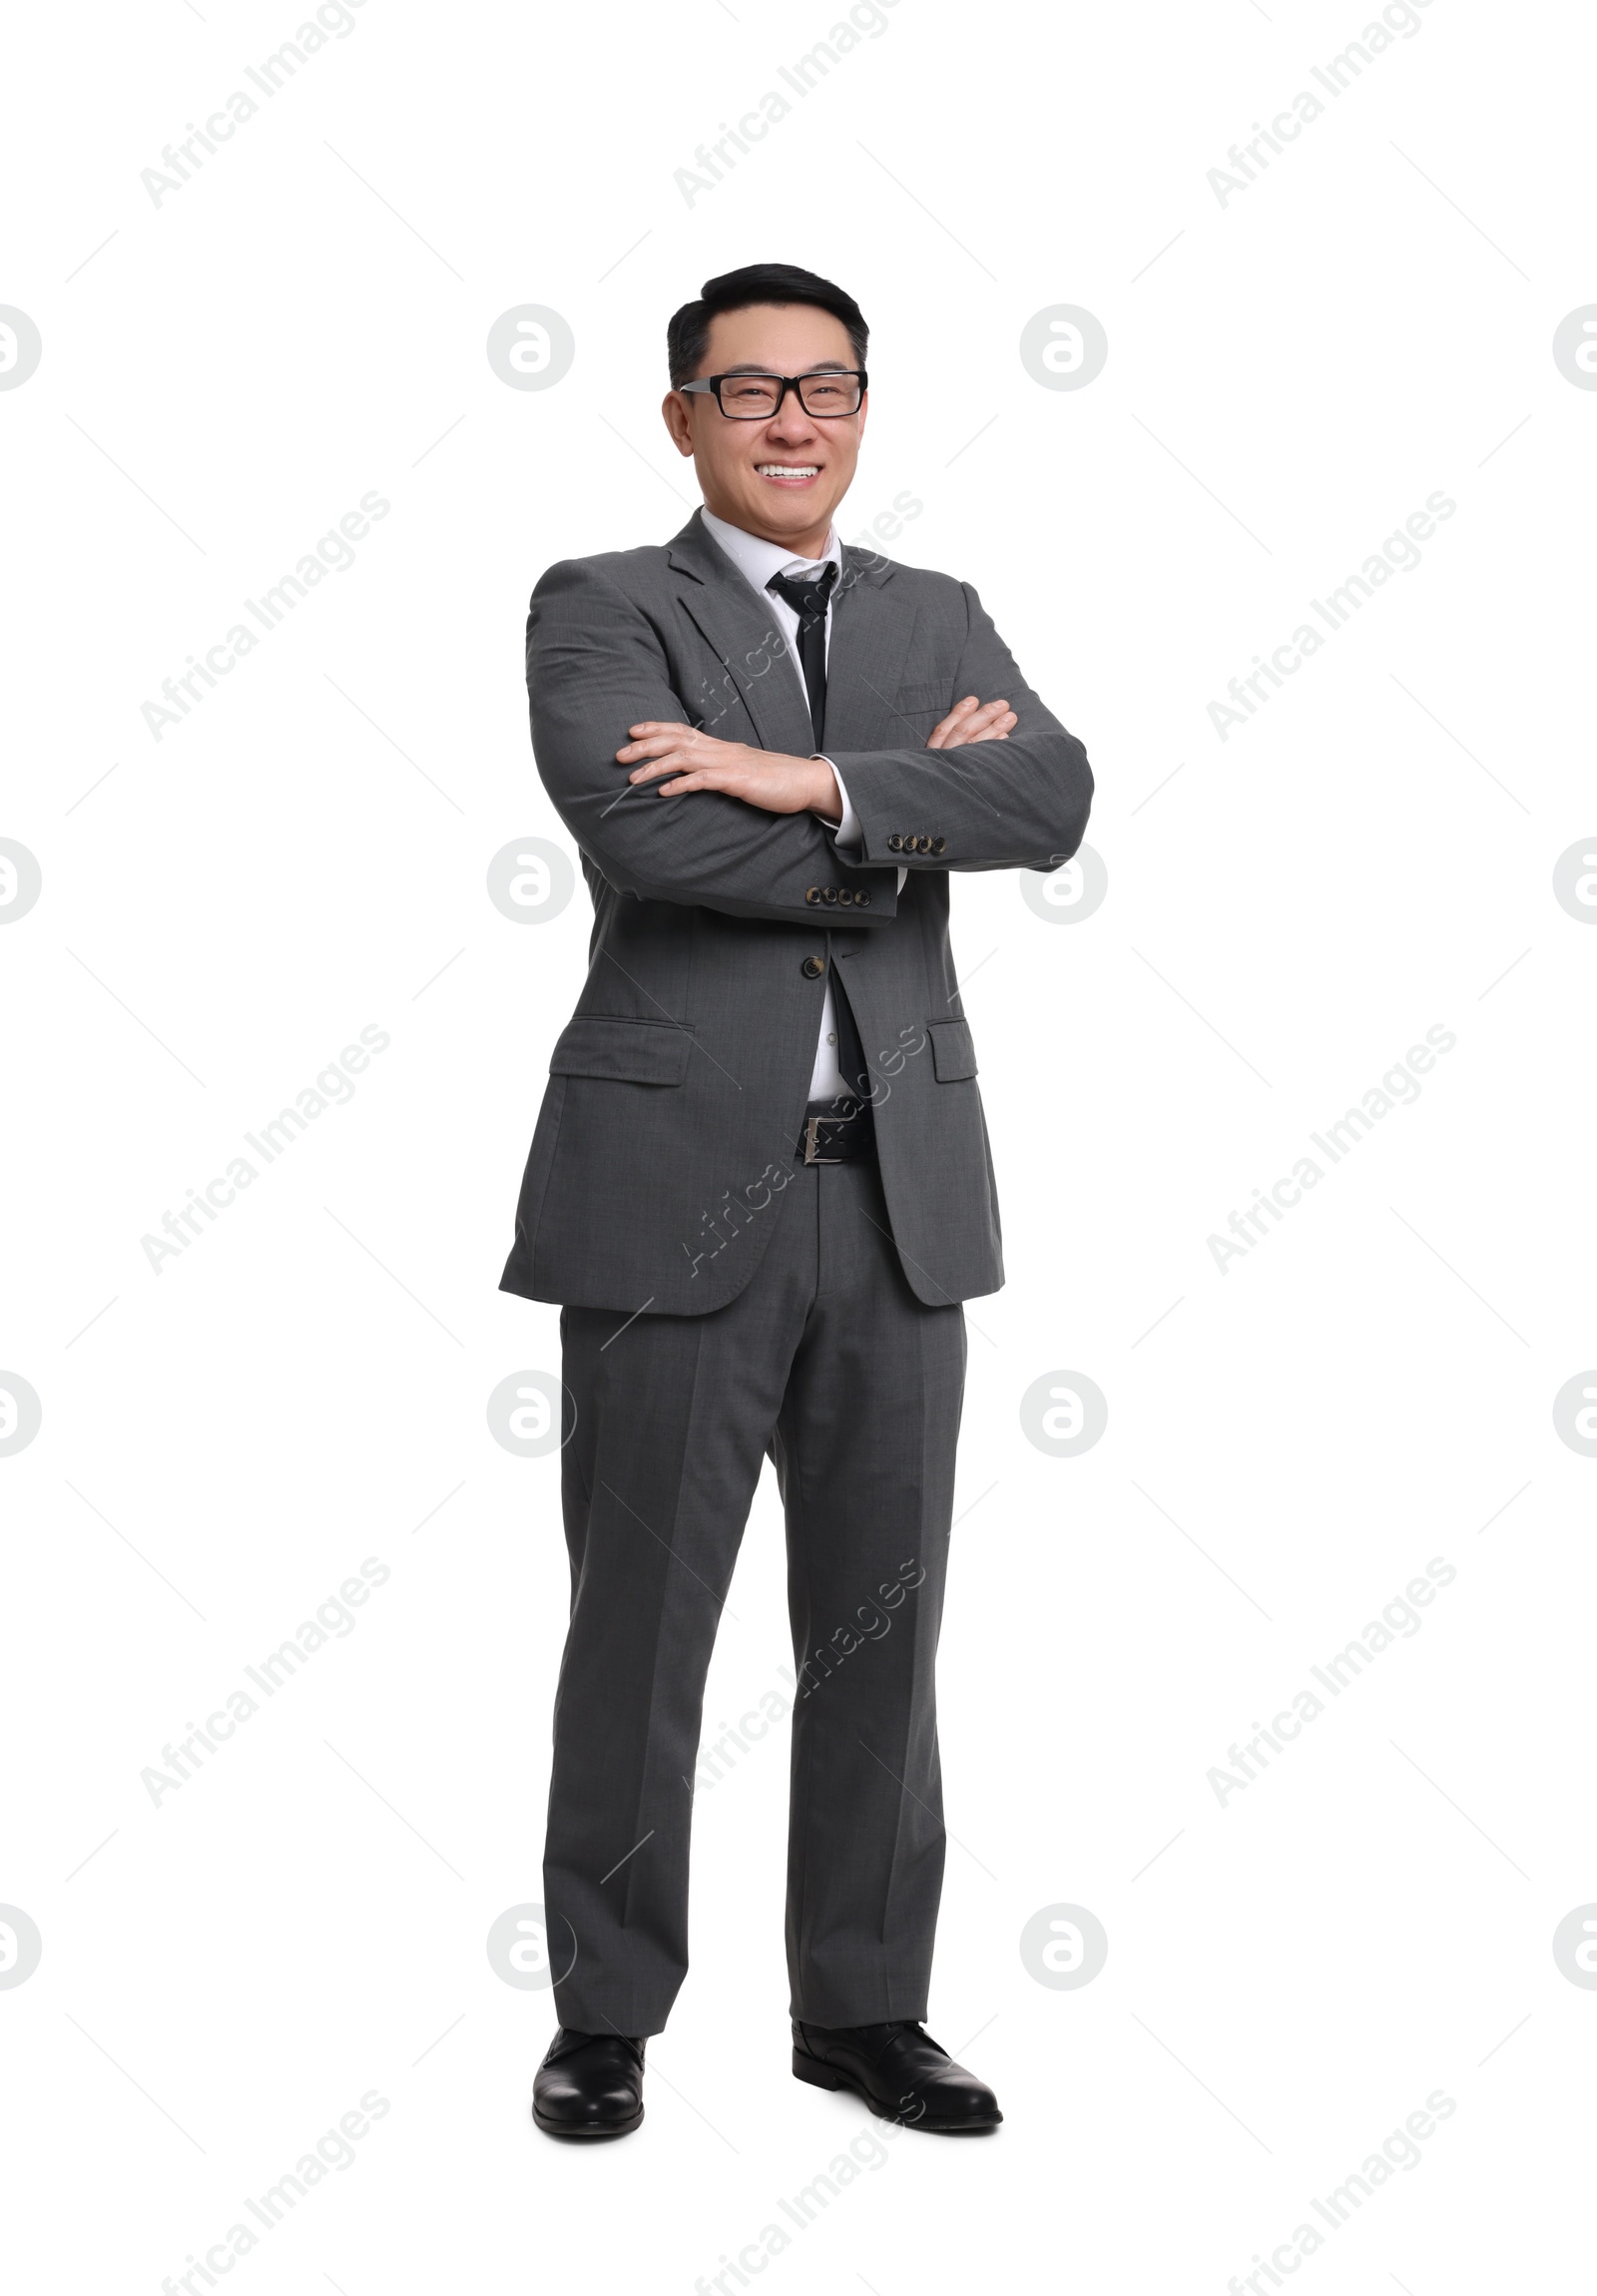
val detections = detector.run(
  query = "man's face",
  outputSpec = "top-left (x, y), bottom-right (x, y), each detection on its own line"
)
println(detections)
top-left (663, 302), bottom-right (866, 553)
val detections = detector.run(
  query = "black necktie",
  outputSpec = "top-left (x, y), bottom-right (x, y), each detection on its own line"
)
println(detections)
top-left (766, 561), bottom-right (837, 750)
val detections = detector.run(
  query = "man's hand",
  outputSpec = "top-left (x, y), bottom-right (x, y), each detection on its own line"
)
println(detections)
top-left (927, 696), bottom-right (1016, 749)
top-left (621, 725), bottom-right (841, 819)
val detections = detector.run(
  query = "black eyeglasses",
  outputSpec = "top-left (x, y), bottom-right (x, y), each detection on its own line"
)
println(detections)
top-left (678, 369), bottom-right (867, 419)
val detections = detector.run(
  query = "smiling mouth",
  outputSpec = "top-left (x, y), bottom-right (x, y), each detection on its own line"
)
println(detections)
top-left (755, 463), bottom-right (820, 482)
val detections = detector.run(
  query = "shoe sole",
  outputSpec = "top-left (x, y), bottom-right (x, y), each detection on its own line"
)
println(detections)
top-left (532, 2103), bottom-right (644, 2139)
top-left (792, 2047), bottom-right (1001, 2132)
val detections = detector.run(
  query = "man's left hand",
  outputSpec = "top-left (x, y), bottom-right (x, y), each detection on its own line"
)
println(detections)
top-left (620, 725), bottom-right (840, 820)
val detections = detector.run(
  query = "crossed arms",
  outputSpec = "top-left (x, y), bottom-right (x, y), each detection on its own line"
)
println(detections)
top-left (527, 557), bottom-right (1093, 928)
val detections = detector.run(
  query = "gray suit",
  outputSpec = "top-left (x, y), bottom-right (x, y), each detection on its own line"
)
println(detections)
top-left (499, 509), bottom-right (1093, 1319)
top-left (500, 509), bottom-right (1092, 2036)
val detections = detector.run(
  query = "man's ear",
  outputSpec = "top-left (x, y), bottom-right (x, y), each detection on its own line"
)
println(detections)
top-left (662, 392), bottom-right (696, 457)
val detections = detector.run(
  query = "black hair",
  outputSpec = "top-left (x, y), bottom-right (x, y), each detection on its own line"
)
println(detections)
top-left (666, 263), bottom-right (867, 387)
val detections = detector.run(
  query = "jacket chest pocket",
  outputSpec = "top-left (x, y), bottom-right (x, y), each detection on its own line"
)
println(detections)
top-left (891, 680), bottom-right (951, 733)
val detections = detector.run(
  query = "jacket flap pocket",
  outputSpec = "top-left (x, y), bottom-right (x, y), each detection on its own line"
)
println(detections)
top-left (928, 1019), bottom-right (978, 1081)
top-left (550, 1017), bottom-right (692, 1086)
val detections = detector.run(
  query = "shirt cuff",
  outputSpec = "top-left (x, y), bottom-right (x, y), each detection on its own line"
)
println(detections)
top-left (818, 757), bottom-right (860, 848)
top-left (816, 759), bottom-right (907, 891)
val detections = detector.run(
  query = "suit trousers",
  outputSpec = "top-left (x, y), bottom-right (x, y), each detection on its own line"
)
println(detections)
top-left (543, 1144), bottom-right (967, 2036)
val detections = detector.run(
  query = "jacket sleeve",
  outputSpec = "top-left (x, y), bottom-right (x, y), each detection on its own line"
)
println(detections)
top-left (527, 557), bottom-right (899, 926)
top-left (822, 582), bottom-right (1094, 873)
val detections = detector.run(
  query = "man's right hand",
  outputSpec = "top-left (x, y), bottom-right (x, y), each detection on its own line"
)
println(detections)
top-left (926, 696), bottom-right (1017, 749)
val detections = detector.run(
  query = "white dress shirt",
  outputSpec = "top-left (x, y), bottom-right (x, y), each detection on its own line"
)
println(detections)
top-left (700, 506), bottom-right (907, 1099)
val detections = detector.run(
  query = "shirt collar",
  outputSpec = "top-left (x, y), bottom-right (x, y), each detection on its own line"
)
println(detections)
top-left (700, 505), bottom-right (841, 599)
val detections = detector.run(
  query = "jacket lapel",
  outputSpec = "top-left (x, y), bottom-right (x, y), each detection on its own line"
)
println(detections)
top-left (665, 512), bottom-right (817, 757)
top-left (664, 512), bottom-right (920, 758)
top-left (821, 545), bottom-right (920, 753)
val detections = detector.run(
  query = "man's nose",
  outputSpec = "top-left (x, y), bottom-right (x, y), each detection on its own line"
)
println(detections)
top-left (767, 388), bottom-right (818, 439)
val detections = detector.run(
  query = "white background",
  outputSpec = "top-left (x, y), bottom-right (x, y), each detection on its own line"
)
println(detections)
top-left (3, 0), bottom-right (1595, 2288)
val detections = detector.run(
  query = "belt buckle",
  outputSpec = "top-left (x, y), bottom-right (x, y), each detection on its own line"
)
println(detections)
top-left (803, 1114), bottom-right (843, 1166)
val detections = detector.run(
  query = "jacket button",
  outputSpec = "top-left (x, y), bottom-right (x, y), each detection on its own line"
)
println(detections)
top-left (801, 954), bottom-right (825, 978)
top-left (856, 890), bottom-right (871, 906)
top-left (836, 886), bottom-right (853, 905)
top-left (804, 886), bottom-right (820, 903)
top-left (931, 836), bottom-right (946, 854)
top-left (822, 885), bottom-right (838, 903)
top-left (886, 834), bottom-right (903, 852)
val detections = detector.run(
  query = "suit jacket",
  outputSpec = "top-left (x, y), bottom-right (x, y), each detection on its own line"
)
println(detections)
top-left (498, 508), bottom-right (1093, 1318)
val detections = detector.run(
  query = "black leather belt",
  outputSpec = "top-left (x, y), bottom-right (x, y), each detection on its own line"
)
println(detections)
top-left (797, 1095), bottom-right (876, 1164)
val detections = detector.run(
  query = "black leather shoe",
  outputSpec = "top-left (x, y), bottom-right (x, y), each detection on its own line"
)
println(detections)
top-left (792, 2019), bottom-right (1002, 2131)
top-left (532, 2027), bottom-right (646, 2138)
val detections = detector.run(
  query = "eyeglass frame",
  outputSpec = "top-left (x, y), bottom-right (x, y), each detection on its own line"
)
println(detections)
top-left (677, 368), bottom-right (868, 419)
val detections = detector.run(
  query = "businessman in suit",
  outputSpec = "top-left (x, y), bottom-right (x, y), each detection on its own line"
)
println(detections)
top-left (501, 264), bottom-right (1093, 2137)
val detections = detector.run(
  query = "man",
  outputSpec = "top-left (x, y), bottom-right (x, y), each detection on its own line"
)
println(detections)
top-left (500, 263), bottom-right (1093, 2138)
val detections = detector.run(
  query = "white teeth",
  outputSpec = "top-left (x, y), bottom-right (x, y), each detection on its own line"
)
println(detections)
top-left (757, 464), bottom-right (818, 476)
